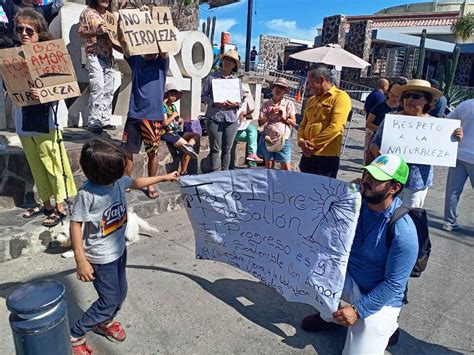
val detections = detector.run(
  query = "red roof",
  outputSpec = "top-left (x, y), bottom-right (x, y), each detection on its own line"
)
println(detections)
top-left (373, 17), bottom-right (456, 28)
top-left (345, 11), bottom-right (459, 29)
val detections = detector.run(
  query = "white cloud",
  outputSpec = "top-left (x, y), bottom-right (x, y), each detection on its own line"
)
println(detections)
top-left (264, 18), bottom-right (317, 41)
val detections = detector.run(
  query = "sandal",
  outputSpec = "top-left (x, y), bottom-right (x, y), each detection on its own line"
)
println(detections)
top-left (42, 210), bottom-right (67, 228)
top-left (144, 188), bottom-right (159, 199)
top-left (23, 205), bottom-right (43, 219)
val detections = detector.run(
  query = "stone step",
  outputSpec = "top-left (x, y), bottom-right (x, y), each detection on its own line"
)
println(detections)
top-left (0, 125), bottom-right (251, 263)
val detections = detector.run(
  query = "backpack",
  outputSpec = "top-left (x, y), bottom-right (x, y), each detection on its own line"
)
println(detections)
top-left (386, 206), bottom-right (431, 278)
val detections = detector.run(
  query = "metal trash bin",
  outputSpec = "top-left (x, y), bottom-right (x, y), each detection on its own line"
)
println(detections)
top-left (6, 279), bottom-right (70, 355)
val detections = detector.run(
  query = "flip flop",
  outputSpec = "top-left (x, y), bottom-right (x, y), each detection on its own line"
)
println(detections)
top-left (144, 188), bottom-right (159, 199)
top-left (23, 205), bottom-right (43, 219)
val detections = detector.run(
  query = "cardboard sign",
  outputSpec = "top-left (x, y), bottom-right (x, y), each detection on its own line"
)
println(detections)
top-left (181, 169), bottom-right (361, 320)
top-left (212, 78), bottom-right (241, 103)
top-left (151, 7), bottom-right (179, 53)
top-left (104, 11), bottom-right (121, 47)
top-left (381, 114), bottom-right (460, 167)
top-left (118, 7), bottom-right (179, 56)
top-left (0, 40), bottom-right (80, 106)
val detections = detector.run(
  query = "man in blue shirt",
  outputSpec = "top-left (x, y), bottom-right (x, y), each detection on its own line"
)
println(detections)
top-left (302, 154), bottom-right (418, 354)
top-left (364, 78), bottom-right (389, 119)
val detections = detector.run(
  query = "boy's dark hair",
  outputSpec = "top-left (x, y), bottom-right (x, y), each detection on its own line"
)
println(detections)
top-left (80, 139), bottom-right (125, 185)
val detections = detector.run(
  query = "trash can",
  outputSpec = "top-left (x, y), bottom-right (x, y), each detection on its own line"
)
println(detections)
top-left (6, 279), bottom-right (70, 355)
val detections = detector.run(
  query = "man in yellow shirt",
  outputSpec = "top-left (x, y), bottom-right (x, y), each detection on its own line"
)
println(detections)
top-left (297, 66), bottom-right (352, 178)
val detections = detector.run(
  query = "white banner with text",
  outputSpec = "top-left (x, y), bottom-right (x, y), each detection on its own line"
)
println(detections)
top-left (180, 169), bottom-right (361, 319)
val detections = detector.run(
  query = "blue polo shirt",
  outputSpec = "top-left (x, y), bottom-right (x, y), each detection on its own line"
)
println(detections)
top-left (127, 55), bottom-right (170, 121)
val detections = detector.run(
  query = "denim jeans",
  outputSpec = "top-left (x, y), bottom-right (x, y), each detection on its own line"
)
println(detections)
top-left (444, 159), bottom-right (474, 224)
top-left (207, 118), bottom-right (239, 172)
top-left (87, 54), bottom-right (115, 128)
top-left (70, 250), bottom-right (127, 338)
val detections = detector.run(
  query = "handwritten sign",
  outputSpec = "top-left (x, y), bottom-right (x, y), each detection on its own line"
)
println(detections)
top-left (104, 11), bottom-right (121, 47)
top-left (180, 169), bottom-right (361, 320)
top-left (0, 40), bottom-right (80, 106)
top-left (212, 78), bottom-right (241, 103)
top-left (118, 7), bottom-right (178, 56)
top-left (381, 114), bottom-right (460, 167)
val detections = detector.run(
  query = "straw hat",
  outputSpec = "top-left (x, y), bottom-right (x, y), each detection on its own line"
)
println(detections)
top-left (271, 77), bottom-right (289, 89)
top-left (164, 83), bottom-right (183, 100)
top-left (220, 49), bottom-right (241, 68)
top-left (393, 79), bottom-right (443, 99)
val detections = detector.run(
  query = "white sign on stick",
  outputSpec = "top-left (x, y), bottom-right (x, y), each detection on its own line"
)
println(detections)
top-left (212, 78), bottom-right (241, 103)
top-left (180, 169), bottom-right (361, 320)
top-left (381, 114), bottom-right (460, 167)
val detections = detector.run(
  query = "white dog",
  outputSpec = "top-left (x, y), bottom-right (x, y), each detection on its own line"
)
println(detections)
top-left (57, 212), bottom-right (159, 258)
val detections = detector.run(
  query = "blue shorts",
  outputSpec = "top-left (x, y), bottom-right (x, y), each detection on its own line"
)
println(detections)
top-left (260, 137), bottom-right (292, 163)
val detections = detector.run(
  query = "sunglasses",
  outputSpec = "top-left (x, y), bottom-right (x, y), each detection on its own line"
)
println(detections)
top-left (403, 92), bottom-right (425, 100)
top-left (15, 25), bottom-right (36, 37)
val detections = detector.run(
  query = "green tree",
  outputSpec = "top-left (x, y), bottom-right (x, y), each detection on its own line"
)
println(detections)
top-left (451, 13), bottom-right (474, 42)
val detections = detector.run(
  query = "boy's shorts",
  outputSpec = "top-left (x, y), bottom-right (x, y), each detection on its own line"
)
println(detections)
top-left (122, 117), bottom-right (180, 155)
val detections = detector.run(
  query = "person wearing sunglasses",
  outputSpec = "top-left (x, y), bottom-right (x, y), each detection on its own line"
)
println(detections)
top-left (0, 0), bottom-right (64, 48)
top-left (364, 80), bottom-right (405, 165)
top-left (370, 79), bottom-right (463, 208)
top-left (9, 9), bottom-right (77, 226)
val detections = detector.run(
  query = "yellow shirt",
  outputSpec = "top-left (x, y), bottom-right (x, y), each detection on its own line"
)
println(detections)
top-left (297, 86), bottom-right (352, 157)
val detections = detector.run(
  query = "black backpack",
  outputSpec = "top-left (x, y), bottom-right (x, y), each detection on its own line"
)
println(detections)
top-left (386, 206), bottom-right (431, 278)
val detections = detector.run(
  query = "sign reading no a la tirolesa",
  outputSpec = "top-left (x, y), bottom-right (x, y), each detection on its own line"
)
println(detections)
top-left (381, 114), bottom-right (460, 167)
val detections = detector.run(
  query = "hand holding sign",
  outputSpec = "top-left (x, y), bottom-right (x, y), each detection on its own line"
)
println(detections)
top-left (0, 39), bottom-right (80, 106)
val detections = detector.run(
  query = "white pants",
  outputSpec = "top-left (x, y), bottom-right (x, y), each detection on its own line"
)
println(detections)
top-left (401, 186), bottom-right (429, 208)
top-left (324, 275), bottom-right (401, 355)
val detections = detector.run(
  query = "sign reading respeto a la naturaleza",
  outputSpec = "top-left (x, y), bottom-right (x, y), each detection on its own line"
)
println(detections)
top-left (180, 169), bottom-right (362, 320)
top-left (381, 114), bottom-right (461, 167)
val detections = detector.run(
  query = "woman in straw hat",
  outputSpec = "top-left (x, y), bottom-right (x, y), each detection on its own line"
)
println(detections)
top-left (370, 79), bottom-right (463, 208)
top-left (201, 49), bottom-right (243, 172)
top-left (258, 77), bottom-right (296, 170)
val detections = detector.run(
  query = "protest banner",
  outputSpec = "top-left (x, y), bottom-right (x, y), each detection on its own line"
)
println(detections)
top-left (104, 10), bottom-right (121, 47)
top-left (381, 114), bottom-right (461, 167)
top-left (180, 169), bottom-right (361, 320)
top-left (118, 7), bottom-right (178, 56)
top-left (151, 7), bottom-right (179, 53)
top-left (0, 39), bottom-right (80, 106)
top-left (211, 78), bottom-right (241, 103)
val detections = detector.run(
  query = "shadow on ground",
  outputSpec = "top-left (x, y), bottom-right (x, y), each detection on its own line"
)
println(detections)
top-left (0, 265), bottom-right (464, 354)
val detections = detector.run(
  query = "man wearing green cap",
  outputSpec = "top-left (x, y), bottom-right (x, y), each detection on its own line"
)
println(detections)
top-left (302, 154), bottom-right (419, 353)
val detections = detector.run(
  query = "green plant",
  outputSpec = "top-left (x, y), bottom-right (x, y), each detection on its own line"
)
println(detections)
top-left (413, 29), bottom-right (426, 79)
top-left (445, 85), bottom-right (471, 107)
top-left (451, 13), bottom-right (474, 41)
top-left (444, 47), bottom-right (460, 95)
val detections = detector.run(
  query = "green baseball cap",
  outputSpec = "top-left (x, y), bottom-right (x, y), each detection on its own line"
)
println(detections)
top-left (363, 154), bottom-right (409, 184)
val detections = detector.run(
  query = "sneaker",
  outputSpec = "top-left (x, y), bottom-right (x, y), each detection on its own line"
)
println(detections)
top-left (71, 337), bottom-right (93, 355)
top-left (301, 313), bottom-right (340, 332)
top-left (246, 153), bottom-right (263, 163)
top-left (442, 222), bottom-right (460, 232)
top-left (94, 321), bottom-right (126, 342)
top-left (180, 144), bottom-right (198, 159)
top-left (387, 327), bottom-right (400, 347)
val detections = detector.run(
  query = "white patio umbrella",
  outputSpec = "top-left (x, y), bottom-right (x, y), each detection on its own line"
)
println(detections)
top-left (290, 43), bottom-right (370, 69)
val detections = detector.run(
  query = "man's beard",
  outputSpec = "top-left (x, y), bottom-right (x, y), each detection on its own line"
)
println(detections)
top-left (362, 184), bottom-right (391, 204)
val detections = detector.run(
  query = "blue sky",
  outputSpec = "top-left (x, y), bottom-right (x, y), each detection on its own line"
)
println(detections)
top-left (199, 0), bottom-right (428, 56)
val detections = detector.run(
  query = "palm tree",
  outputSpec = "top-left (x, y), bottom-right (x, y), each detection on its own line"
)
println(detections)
top-left (451, 13), bottom-right (474, 42)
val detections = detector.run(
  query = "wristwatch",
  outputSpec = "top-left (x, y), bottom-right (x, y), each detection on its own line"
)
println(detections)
top-left (351, 304), bottom-right (360, 319)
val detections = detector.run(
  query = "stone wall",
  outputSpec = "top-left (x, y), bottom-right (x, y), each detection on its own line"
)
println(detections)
top-left (344, 20), bottom-right (373, 80)
top-left (259, 35), bottom-right (290, 70)
top-left (454, 54), bottom-right (473, 86)
top-left (321, 15), bottom-right (347, 47)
